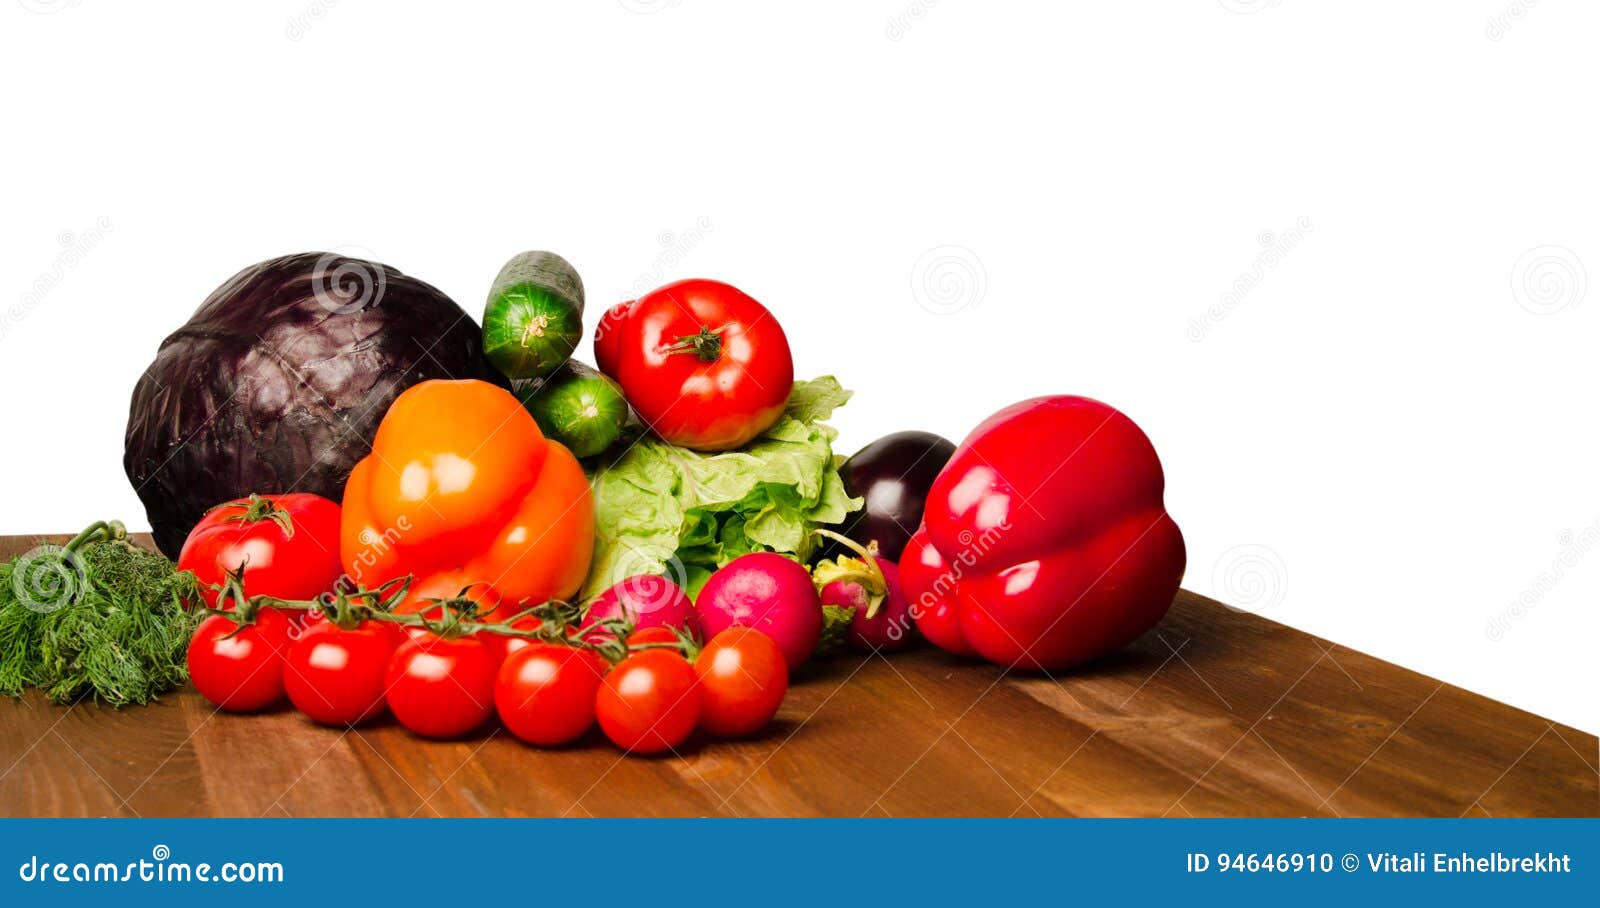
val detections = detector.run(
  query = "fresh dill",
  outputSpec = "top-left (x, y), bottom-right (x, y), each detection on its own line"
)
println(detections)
top-left (0, 521), bottom-right (200, 707)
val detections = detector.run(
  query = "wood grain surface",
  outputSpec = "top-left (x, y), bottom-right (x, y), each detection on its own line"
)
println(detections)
top-left (1, 534), bottom-right (1594, 818)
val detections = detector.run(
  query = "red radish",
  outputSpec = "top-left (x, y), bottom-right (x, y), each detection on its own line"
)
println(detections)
top-left (813, 529), bottom-right (917, 652)
top-left (695, 552), bottom-right (822, 669)
top-left (820, 556), bottom-right (916, 652)
top-left (581, 574), bottom-right (698, 640)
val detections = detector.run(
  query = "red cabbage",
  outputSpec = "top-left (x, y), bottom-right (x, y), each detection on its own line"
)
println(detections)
top-left (124, 252), bottom-right (506, 556)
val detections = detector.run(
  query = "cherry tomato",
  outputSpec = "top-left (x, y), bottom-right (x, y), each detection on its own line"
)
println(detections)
top-left (595, 649), bottom-right (701, 754)
top-left (625, 626), bottom-right (681, 647)
top-left (178, 493), bottom-right (342, 610)
top-left (494, 644), bottom-right (606, 746)
top-left (384, 634), bottom-right (498, 739)
top-left (481, 618), bottom-right (540, 663)
top-left (694, 627), bottom-right (788, 737)
top-left (187, 608), bottom-right (294, 712)
top-left (393, 570), bottom-right (506, 641)
top-left (594, 279), bottom-right (793, 451)
top-left (283, 618), bottom-right (398, 726)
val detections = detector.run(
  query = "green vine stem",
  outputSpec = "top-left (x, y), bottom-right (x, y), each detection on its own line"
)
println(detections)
top-left (62, 520), bottom-right (128, 554)
top-left (198, 570), bottom-right (685, 665)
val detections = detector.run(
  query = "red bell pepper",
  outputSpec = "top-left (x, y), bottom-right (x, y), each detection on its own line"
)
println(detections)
top-left (899, 396), bottom-right (1185, 670)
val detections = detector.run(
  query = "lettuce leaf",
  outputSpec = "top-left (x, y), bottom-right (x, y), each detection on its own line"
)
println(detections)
top-left (581, 376), bottom-right (861, 600)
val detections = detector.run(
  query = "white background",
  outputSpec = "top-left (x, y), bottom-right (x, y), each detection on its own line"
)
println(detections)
top-left (1, 2), bottom-right (1594, 734)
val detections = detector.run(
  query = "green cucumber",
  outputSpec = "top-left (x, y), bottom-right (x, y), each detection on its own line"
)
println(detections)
top-left (482, 251), bottom-right (585, 380)
top-left (515, 360), bottom-right (632, 458)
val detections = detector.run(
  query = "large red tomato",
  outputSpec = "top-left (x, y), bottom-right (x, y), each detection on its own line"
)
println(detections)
top-left (178, 493), bottom-right (343, 609)
top-left (594, 279), bottom-right (793, 451)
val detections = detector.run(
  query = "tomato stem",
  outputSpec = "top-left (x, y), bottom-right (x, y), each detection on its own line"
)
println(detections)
top-left (203, 570), bottom-right (414, 636)
top-left (209, 494), bottom-right (295, 539)
top-left (661, 323), bottom-right (731, 363)
top-left (196, 569), bottom-right (669, 662)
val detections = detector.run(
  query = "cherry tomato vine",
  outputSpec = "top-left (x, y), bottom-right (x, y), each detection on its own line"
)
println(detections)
top-left (187, 566), bottom-right (785, 751)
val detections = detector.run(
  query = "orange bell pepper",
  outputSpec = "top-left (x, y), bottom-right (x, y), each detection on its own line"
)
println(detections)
top-left (339, 379), bottom-right (594, 611)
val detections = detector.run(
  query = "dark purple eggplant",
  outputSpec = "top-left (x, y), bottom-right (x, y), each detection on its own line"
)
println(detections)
top-left (825, 430), bottom-right (957, 561)
top-left (124, 252), bottom-right (506, 557)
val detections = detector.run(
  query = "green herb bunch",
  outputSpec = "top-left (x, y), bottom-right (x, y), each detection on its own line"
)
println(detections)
top-left (0, 521), bottom-right (200, 707)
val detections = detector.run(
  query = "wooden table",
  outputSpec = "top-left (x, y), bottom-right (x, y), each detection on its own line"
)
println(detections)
top-left (2, 534), bottom-right (1594, 818)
